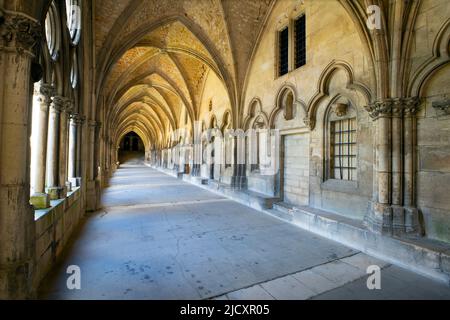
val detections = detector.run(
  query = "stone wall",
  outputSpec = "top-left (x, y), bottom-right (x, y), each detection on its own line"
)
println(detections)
top-left (34, 188), bottom-right (84, 288)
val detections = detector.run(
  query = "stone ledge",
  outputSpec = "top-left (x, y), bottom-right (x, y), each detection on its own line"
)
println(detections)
top-left (263, 204), bottom-right (450, 285)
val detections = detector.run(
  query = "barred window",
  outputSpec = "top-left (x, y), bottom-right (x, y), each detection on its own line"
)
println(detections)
top-left (294, 15), bottom-right (306, 69)
top-left (278, 27), bottom-right (289, 77)
top-left (330, 118), bottom-right (357, 181)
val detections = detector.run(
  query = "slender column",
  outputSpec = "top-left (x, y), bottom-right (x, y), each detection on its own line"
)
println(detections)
top-left (59, 99), bottom-right (72, 192)
top-left (46, 96), bottom-right (65, 199)
top-left (403, 98), bottom-right (421, 233)
top-left (30, 84), bottom-right (54, 209)
top-left (86, 120), bottom-right (101, 211)
top-left (0, 9), bottom-right (40, 299)
top-left (364, 98), bottom-right (421, 235)
top-left (68, 113), bottom-right (83, 187)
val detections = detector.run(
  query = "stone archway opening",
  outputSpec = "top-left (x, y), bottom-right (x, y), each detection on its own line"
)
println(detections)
top-left (118, 131), bottom-right (145, 165)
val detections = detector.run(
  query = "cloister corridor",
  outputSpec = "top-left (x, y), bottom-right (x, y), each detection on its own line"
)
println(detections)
top-left (37, 154), bottom-right (450, 300)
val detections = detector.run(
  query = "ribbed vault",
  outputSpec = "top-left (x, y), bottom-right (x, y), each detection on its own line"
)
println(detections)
top-left (95, 0), bottom-right (276, 152)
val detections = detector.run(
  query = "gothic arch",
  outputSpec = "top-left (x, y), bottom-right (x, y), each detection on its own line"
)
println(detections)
top-left (269, 83), bottom-right (307, 129)
top-left (408, 18), bottom-right (450, 98)
top-left (306, 60), bottom-right (372, 130)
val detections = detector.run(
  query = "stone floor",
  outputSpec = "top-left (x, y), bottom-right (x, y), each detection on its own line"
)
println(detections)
top-left (38, 159), bottom-right (450, 300)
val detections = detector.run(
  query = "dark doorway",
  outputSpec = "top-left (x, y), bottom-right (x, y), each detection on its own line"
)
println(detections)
top-left (119, 132), bottom-right (145, 164)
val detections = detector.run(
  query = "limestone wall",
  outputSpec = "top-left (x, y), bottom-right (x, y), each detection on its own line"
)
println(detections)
top-left (242, 0), bottom-right (374, 220)
top-left (34, 188), bottom-right (84, 287)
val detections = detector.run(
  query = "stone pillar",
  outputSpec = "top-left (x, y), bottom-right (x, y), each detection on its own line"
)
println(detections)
top-left (86, 120), bottom-right (101, 211)
top-left (59, 99), bottom-right (72, 192)
top-left (364, 98), bottom-right (421, 236)
top-left (231, 131), bottom-right (247, 189)
top-left (46, 96), bottom-right (65, 200)
top-left (403, 98), bottom-right (421, 233)
top-left (30, 84), bottom-right (54, 209)
top-left (0, 9), bottom-right (40, 299)
top-left (68, 113), bottom-right (83, 187)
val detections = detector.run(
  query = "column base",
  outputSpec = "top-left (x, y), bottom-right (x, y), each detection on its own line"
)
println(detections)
top-left (30, 192), bottom-right (50, 209)
top-left (46, 186), bottom-right (67, 200)
top-left (69, 177), bottom-right (82, 187)
top-left (65, 181), bottom-right (73, 193)
top-left (364, 201), bottom-right (422, 236)
top-left (231, 175), bottom-right (248, 189)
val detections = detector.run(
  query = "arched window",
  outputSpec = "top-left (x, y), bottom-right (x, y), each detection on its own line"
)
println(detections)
top-left (70, 49), bottom-right (78, 88)
top-left (327, 102), bottom-right (357, 181)
top-left (284, 91), bottom-right (294, 120)
top-left (45, 2), bottom-right (61, 61)
top-left (66, 0), bottom-right (81, 45)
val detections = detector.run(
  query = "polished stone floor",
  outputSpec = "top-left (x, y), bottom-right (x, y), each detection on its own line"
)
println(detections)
top-left (39, 157), bottom-right (450, 300)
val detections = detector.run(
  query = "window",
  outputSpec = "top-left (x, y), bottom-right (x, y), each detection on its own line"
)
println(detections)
top-left (284, 91), bottom-right (294, 120)
top-left (294, 15), bottom-right (306, 69)
top-left (70, 50), bottom-right (78, 88)
top-left (66, 0), bottom-right (81, 45)
top-left (330, 117), bottom-right (357, 181)
top-left (45, 2), bottom-right (60, 61)
top-left (278, 27), bottom-right (289, 77)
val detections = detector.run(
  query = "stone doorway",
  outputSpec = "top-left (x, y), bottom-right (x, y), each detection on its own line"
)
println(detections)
top-left (281, 133), bottom-right (310, 207)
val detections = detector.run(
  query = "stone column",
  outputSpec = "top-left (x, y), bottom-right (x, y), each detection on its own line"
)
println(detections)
top-left (30, 84), bottom-right (54, 209)
top-left (59, 99), bottom-right (72, 192)
top-left (403, 97), bottom-right (421, 233)
top-left (0, 9), bottom-right (40, 299)
top-left (231, 131), bottom-right (247, 189)
top-left (86, 120), bottom-right (101, 211)
top-left (46, 96), bottom-right (65, 200)
top-left (68, 113), bottom-right (83, 187)
top-left (364, 98), bottom-right (421, 236)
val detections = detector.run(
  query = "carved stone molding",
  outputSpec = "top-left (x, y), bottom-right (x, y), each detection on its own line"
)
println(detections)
top-left (89, 120), bottom-right (102, 129)
top-left (365, 97), bottom-right (421, 119)
top-left (432, 99), bottom-right (450, 116)
top-left (303, 118), bottom-right (315, 130)
top-left (0, 10), bottom-right (41, 55)
top-left (70, 113), bottom-right (85, 125)
top-left (36, 84), bottom-right (55, 107)
top-left (50, 96), bottom-right (66, 113)
top-left (64, 98), bottom-right (75, 114)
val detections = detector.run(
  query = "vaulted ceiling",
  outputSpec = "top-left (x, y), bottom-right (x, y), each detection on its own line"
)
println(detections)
top-left (94, 0), bottom-right (275, 149)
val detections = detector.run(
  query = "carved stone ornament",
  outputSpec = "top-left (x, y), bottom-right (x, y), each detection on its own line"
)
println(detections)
top-left (334, 103), bottom-right (348, 117)
top-left (365, 97), bottom-right (421, 119)
top-left (0, 10), bottom-right (41, 55)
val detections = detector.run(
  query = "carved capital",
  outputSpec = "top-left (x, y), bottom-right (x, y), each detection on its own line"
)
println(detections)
top-left (70, 113), bottom-right (85, 125)
top-left (365, 97), bottom-right (421, 119)
top-left (0, 10), bottom-right (41, 55)
top-left (64, 98), bottom-right (74, 114)
top-left (303, 117), bottom-right (315, 130)
top-left (35, 83), bottom-right (55, 107)
top-left (403, 97), bottom-right (421, 117)
top-left (50, 96), bottom-right (66, 113)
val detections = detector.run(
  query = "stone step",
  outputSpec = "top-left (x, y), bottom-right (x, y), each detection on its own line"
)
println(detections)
top-left (263, 204), bottom-right (450, 285)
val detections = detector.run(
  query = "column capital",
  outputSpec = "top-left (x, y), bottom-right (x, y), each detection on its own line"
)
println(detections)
top-left (50, 95), bottom-right (66, 113)
top-left (70, 113), bottom-right (85, 125)
top-left (365, 97), bottom-right (422, 119)
top-left (35, 83), bottom-right (55, 106)
top-left (64, 98), bottom-right (75, 114)
top-left (88, 120), bottom-right (102, 129)
top-left (0, 10), bottom-right (41, 56)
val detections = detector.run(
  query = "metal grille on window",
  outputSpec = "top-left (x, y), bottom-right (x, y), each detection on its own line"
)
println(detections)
top-left (294, 15), bottom-right (306, 69)
top-left (331, 118), bottom-right (357, 181)
top-left (279, 27), bottom-right (289, 76)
